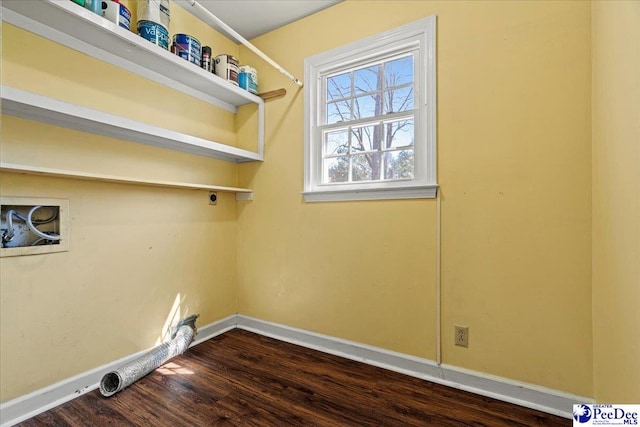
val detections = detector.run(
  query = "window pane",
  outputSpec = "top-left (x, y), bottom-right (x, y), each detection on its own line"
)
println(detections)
top-left (385, 55), bottom-right (413, 88)
top-left (324, 157), bottom-right (349, 183)
top-left (384, 150), bottom-right (414, 179)
top-left (351, 153), bottom-right (381, 182)
top-left (326, 100), bottom-right (351, 124)
top-left (327, 72), bottom-right (351, 100)
top-left (351, 124), bottom-right (379, 152)
top-left (325, 129), bottom-right (349, 155)
top-left (384, 119), bottom-right (414, 149)
top-left (353, 94), bottom-right (381, 120)
top-left (354, 65), bottom-right (382, 94)
top-left (385, 87), bottom-right (414, 114)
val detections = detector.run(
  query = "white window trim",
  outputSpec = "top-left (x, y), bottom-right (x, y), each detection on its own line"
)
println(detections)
top-left (303, 16), bottom-right (437, 203)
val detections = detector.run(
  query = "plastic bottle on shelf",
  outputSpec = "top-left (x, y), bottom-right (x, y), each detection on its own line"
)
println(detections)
top-left (84, 0), bottom-right (102, 15)
top-left (137, 0), bottom-right (170, 30)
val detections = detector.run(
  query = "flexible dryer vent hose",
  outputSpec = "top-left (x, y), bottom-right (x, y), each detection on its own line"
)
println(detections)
top-left (99, 315), bottom-right (199, 397)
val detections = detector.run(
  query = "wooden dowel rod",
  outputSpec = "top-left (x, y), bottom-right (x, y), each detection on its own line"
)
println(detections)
top-left (258, 89), bottom-right (287, 100)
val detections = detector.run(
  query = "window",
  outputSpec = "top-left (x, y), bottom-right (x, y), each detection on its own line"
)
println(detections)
top-left (303, 16), bottom-right (437, 202)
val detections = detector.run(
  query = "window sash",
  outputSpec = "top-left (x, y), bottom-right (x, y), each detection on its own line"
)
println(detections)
top-left (316, 110), bottom-right (418, 185)
top-left (320, 49), bottom-right (418, 127)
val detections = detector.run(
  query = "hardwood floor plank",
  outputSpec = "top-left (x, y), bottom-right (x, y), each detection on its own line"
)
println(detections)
top-left (18, 329), bottom-right (569, 426)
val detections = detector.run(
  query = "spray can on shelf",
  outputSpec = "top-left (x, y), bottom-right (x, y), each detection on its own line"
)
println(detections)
top-left (201, 46), bottom-right (213, 73)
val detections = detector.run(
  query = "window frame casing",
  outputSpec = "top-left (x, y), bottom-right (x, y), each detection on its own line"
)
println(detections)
top-left (303, 16), bottom-right (437, 202)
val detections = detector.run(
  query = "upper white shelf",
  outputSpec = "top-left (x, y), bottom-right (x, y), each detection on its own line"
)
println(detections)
top-left (1, 86), bottom-right (263, 163)
top-left (1, 0), bottom-right (263, 113)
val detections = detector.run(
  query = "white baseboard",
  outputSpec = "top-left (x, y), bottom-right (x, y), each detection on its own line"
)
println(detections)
top-left (0, 314), bottom-right (237, 427)
top-left (1, 313), bottom-right (593, 426)
top-left (235, 315), bottom-right (594, 419)
top-left (191, 314), bottom-right (237, 346)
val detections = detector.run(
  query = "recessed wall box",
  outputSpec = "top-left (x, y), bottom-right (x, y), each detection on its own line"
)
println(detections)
top-left (0, 196), bottom-right (70, 257)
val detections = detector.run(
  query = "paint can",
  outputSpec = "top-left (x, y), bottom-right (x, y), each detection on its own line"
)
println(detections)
top-left (172, 34), bottom-right (201, 66)
top-left (137, 0), bottom-right (170, 30)
top-left (238, 65), bottom-right (258, 94)
top-left (214, 54), bottom-right (239, 85)
top-left (102, 1), bottom-right (131, 30)
top-left (137, 20), bottom-right (169, 50)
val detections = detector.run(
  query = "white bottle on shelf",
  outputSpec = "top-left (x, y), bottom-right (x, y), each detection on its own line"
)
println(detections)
top-left (137, 0), bottom-right (170, 29)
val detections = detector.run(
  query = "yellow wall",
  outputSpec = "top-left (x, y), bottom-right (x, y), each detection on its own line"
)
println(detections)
top-left (0, 3), bottom-right (242, 401)
top-left (591, 1), bottom-right (640, 403)
top-left (237, 0), bottom-right (593, 396)
top-left (7, 0), bottom-right (632, 406)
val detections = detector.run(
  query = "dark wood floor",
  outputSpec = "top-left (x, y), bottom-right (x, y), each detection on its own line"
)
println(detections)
top-left (19, 329), bottom-right (569, 426)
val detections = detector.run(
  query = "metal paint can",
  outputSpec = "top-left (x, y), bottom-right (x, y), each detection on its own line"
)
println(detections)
top-left (137, 20), bottom-right (169, 50)
top-left (172, 34), bottom-right (201, 66)
top-left (214, 54), bottom-right (239, 85)
top-left (102, 1), bottom-right (131, 30)
top-left (238, 65), bottom-right (258, 94)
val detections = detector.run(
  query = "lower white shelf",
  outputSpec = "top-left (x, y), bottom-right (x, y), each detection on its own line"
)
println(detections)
top-left (0, 162), bottom-right (254, 200)
top-left (1, 86), bottom-right (263, 163)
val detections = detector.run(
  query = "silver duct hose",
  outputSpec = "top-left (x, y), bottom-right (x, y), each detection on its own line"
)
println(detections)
top-left (99, 315), bottom-right (199, 397)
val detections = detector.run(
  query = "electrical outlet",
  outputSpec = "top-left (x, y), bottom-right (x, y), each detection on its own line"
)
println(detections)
top-left (208, 192), bottom-right (217, 205)
top-left (455, 325), bottom-right (469, 347)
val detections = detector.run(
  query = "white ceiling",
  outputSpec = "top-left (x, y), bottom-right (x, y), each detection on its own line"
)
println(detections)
top-left (174, 0), bottom-right (342, 41)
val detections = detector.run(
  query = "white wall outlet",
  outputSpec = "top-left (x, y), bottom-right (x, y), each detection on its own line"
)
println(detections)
top-left (455, 325), bottom-right (469, 347)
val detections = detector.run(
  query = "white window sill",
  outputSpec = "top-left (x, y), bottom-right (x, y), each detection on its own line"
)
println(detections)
top-left (302, 185), bottom-right (438, 202)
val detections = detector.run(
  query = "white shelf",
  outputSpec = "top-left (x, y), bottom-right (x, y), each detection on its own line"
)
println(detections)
top-left (1, 0), bottom-right (264, 114)
top-left (0, 162), bottom-right (254, 198)
top-left (1, 86), bottom-right (263, 163)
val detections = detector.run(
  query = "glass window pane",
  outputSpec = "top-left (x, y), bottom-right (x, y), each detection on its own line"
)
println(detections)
top-left (351, 124), bottom-right (379, 153)
top-left (327, 72), bottom-right (351, 100)
top-left (324, 157), bottom-right (349, 183)
top-left (353, 94), bottom-right (381, 120)
top-left (354, 65), bottom-right (382, 94)
top-left (324, 129), bottom-right (349, 155)
top-left (383, 119), bottom-right (414, 149)
top-left (384, 150), bottom-right (414, 180)
top-left (385, 87), bottom-right (414, 114)
top-left (385, 55), bottom-right (413, 88)
top-left (326, 100), bottom-right (351, 124)
top-left (351, 153), bottom-right (381, 182)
